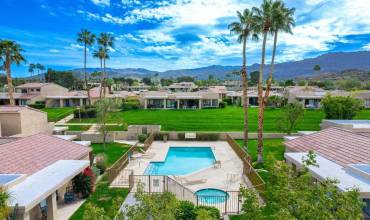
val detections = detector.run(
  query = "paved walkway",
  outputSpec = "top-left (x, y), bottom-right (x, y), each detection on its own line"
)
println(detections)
top-left (57, 199), bottom-right (85, 220)
top-left (55, 114), bottom-right (74, 125)
top-left (115, 140), bottom-right (138, 145)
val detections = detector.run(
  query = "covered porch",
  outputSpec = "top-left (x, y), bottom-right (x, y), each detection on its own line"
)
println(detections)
top-left (46, 97), bottom-right (87, 108)
top-left (8, 160), bottom-right (89, 220)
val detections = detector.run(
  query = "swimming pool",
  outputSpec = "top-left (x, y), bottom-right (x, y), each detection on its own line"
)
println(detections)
top-left (196, 188), bottom-right (229, 204)
top-left (144, 147), bottom-right (215, 175)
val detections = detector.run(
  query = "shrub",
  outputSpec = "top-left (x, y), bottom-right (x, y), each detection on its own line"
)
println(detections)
top-left (138, 134), bottom-right (148, 143)
top-left (95, 153), bottom-right (107, 174)
top-left (321, 95), bottom-right (363, 119)
top-left (195, 206), bottom-right (220, 220)
top-left (176, 201), bottom-right (196, 220)
top-left (121, 99), bottom-right (141, 110)
top-left (223, 97), bottom-right (233, 105)
top-left (154, 132), bottom-right (169, 141)
top-left (177, 133), bottom-right (185, 140)
top-left (196, 133), bottom-right (219, 141)
top-left (277, 102), bottom-right (304, 135)
top-left (28, 101), bottom-right (45, 109)
top-left (219, 101), bottom-right (226, 108)
top-left (74, 106), bottom-right (97, 119)
top-left (72, 173), bottom-right (91, 198)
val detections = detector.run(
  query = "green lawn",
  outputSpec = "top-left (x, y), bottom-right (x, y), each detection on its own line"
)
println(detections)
top-left (69, 175), bottom-right (129, 220)
top-left (236, 139), bottom-right (285, 183)
top-left (91, 142), bottom-right (131, 167)
top-left (68, 125), bottom-right (91, 131)
top-left (68, 107), bottom-right (370, 132)
top-left (41, 107), bottom-right (75, 122)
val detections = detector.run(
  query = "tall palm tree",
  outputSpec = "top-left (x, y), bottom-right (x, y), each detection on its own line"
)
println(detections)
top-left (265, 3), bottom-right (295, 100)
top-left (228, 9), bottom-right (259, 151)
top-left (0, 40), bottom-right (26, 105)
top-left (93, 47), bottom-right (109, 98)
top-left (97, 33), bottom-right (114, 97)
top-left (253, 0), bottom-right (275, 164)
top-left (77, 29), bottom-right (96, 105)
top-left (28, 63), bottom-right (36, 80)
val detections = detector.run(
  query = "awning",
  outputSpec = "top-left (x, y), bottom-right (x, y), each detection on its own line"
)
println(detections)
top-left (8, 160), bottom-right (89, 212)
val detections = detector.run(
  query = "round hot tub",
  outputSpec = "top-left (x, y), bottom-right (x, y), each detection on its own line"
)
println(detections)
top-left (195, 188), bottom-right (229, 204)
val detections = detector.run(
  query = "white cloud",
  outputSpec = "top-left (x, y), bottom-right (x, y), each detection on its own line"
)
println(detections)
top-left (363, 43), bottom-right (370, 51)
top-left (49, 49), bottom-right (60, 53)
top-left (91, 0), bottom-right (110, 6)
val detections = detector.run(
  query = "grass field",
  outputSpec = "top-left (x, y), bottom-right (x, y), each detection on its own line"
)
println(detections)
top-left (41, 107), bottom-right (74, 122)
top-left (91, 142), bottom-right (131, 167)
top-left (69, 107), bottom-right (370, 132)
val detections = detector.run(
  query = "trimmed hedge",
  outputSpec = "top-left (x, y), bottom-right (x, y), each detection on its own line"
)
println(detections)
top-left (28, 101), bottom-right (45, 109)
top-left (121, 99), bottom-right (141, 110)
top-left (74, 106), bottom-right (97, 119)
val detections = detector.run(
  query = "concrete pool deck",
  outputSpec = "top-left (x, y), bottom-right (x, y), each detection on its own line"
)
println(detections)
top-left (112, 141), bottom-right (251, 192)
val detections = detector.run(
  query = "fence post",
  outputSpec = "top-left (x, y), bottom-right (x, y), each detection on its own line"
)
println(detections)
top-left (237, 192), bottom-right (240, 214)
top-left (224, 194), bottom-right (227, 215)
top-left (163, 176), bottom-right (166, 192)
top-left (148, 175), bottom-right (151, 193)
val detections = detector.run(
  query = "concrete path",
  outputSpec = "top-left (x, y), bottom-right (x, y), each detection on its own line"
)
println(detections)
top-left (57, 199), bottom-right (85, 220)
top-left (88, 124), bottom-right (100, 132)
top-left (55, 114), bottom-right (74, 125)
top-left (115, 140), bottom-right (137, 145)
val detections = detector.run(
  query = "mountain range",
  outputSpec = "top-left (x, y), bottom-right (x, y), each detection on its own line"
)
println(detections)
top-left (70, 51), bottom-right (370, 80)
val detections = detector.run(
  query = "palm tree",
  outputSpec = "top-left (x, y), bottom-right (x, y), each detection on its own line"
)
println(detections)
top-left (28, 63), bottom-right (35, 76)
top-left (35, 63), bottom-right (45, 81)
top-left (77, 29), bottom-right (96, 105)
top-left (0, 40), bottom-right (26, 105)
top-left (97, 33), bottom-right (114, 97)
top-left (228, 9), bottom-right (259, 151)
top-left (253, 0), bottom-right (274, 164)
top-left (93, 47), bottom-right (109, 98)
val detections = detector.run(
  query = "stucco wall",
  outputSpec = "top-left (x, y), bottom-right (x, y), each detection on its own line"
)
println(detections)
top-left (0, 113), bottom-right (21, 136)
top-left (40, 84), bottom-right (69, 98)
top-left (20, 109), bottom-right (53, 136)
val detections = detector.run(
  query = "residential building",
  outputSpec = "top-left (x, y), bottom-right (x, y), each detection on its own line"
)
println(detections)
top-left (0, 106), bottom-right (53, 137)
top-left (0, 133), bottom-right (91, 220)
top-left (226, 90), bottom-right (284, 106)
top-left (284, 127), bottom-right (370, 218)
top-left (166, 82), bottom-right (198, 92)
top-left (355, 91), bottom-right (370, 108)
top-left (140, 91), bottom-right (220, 109)
top-left (0, 83), bottom-right (68, 106)
top-left (285, 86), bottom-right (350, 108)
top-left (207, 86), bottom-right (227, 99)
top-left (222, 80), bottom-right (242, 91)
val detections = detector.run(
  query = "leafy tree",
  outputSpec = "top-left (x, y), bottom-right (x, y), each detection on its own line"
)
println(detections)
top-left (176, 76), bottom-right (194, 82)
top-left (267, 95), bottom-right (286, 108)
top-left (77, 29), bottom-right (96, 105)
top-left (160, 78), bottom-right (174, 87)
top-left (321, 95), bottom-right (363, 119)
top-left (297, 80), bottom-right (306, 86)
top-left (229, 8), bottom-right (259, 151)
top-left (277, 102), bottom-right (304, 135)
top-left (123, 184), bottom-right (179, 220)
top-left (0, 40), bottom-right (26, 105)
top-left (95, 98), bottom-right (120, 150)
top-left (239, 155), bottom-right (364, 219)
top-left (313, 64), bottom-right (321, 72)
top-left (336, 79), bottom-right (362, 91)
top-left (249, 71), bottom-right (259, 86)
top-left (284, 79), bottom-right (295, 86)
top-left (141, 77), bottom-right (152, 85)
top-left (45, 68), bottom-right (82, 89)
top-left (0, 187), bottom-right (10, 220)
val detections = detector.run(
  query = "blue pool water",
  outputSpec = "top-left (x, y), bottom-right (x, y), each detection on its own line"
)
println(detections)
top-left (144, 147), bottom-right (215, 175)
top-left (196, 188), bottom-right (229, 204)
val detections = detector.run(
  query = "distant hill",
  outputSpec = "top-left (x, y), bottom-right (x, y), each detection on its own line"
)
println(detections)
top-left (67, 51), bottom-right (370, 80)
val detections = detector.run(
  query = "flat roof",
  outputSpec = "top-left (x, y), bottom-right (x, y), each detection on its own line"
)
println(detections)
top-left (8, 160), bottom-right (89, 211)
top-left (324, 120), bottom-right (370, 129)
top-left (285, 152), bottom-right (370, 198)
top-left (53, 135), bottom-right (78, 141)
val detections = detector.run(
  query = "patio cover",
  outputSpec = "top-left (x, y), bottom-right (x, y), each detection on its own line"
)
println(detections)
top-left (8, 160), bottom-right (89, 212)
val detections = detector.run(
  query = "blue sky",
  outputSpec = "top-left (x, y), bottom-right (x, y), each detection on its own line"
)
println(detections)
top-left (1, 0), bottom-right (370, 77)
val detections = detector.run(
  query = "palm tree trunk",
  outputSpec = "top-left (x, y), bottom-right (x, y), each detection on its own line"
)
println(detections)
top-left (103, 58), bottom-right (106, 97)
top-left (5, 54), bottom-right (15, 105)
top-left (241, 36), bottom-right (249, 150)
top-left (264, 31), bottom-right (278, 101)
top-left (84, 43), bottom-right (91, 106)
top-left (257, 31), bottom-right (268, 164)
top-left (99, 59), bottom-right (103, 99)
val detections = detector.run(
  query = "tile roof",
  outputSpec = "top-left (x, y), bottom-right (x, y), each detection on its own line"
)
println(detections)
top-left (16, 83), bottom-right (49, 89)
top-left (0, 93), bottom-right (39, 100)
top-left (284, 127), bottom-right (370, 166)
top-left (0, 105), bottom-right (45, 114)
top-left (0, 134), bottom-right (91, 175)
